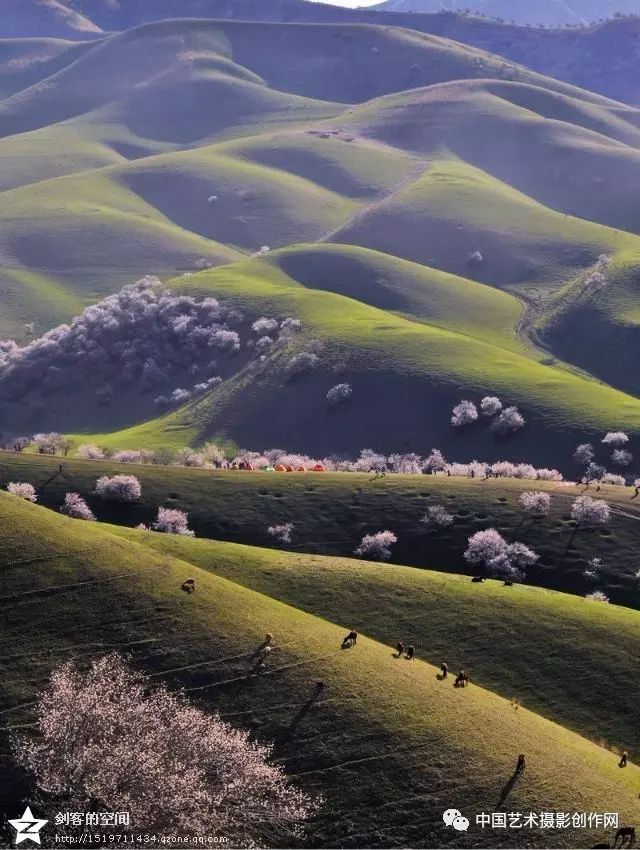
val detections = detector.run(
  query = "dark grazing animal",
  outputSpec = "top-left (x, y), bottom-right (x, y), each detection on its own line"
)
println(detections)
top-left (614, 827), bottom-right (635, 847)
top-left (181, 578), bottom-right (196, 593)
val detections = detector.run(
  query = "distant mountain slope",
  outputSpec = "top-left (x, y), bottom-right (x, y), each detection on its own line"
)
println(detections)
top-left (54, 1), bottom-right (640, 107)
top-left (374, 0), bottom-right (640, 26)
top-left (0, 0), bottom-right (102, 39)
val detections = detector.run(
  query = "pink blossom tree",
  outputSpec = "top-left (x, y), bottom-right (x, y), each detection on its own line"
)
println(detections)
top-left (7, 482), bottom-right (37, 502)
top-left (571, 496), bottom-right (611, 528)
top-left (76, 444), bottom-right (106, 460)
top-left (60, 493), bottom-right (95, 521)
top-left (354, 531), bottom-right (398, 561)
top-left (95, 475), bottom-right (142, 503)
top-left (464, 529), bottom-right (537, 583)
top-left (422, 449), bottom-right (447, 474)
top-left (519, 491), bottom-right (551, 522)
top-left (13, 654), bottom-right (318, 843)
top-left (153, 507), bottom-right (194, 536)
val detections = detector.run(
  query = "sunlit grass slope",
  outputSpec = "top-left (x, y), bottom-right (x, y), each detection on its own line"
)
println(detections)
top-left (74, 253), bottom-right (640, 460)
top-left (110, 524), bottom-right (640, 762)
top-left (0, 491), bottom-right (637, 848)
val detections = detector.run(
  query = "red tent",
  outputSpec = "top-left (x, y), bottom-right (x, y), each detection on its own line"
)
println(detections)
top-left (312, 463), bottom-right (325, 472)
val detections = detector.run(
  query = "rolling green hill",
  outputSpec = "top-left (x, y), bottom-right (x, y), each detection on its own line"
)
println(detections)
top-left (2, 452), bottom-right (640, 607)
top-left (3, 16), bottom-right (640, 462)
top-left (0, 490), bottom-right (638, 848)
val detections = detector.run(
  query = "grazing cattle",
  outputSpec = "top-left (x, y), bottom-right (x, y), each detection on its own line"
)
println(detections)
top-left (614, 827), bottom-right (636, 847)
top-left (181, 579), bottom-right (196, 593)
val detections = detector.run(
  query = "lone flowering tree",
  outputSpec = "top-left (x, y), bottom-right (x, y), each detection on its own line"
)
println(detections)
top-left (153, 507), bottom-right (194, 536)
top-left (464, 529), bottom-right (537, 583)
top-left (13, 654), bottom-right (318, 844)
top-left (354, 531), bottom-right (398, 561)
top-left (7, 482), bottom-right (37, 502)
top-left (60, 493), bottom-right (95, 521)
top-left (95, 475), bottom-right (141, 503)
top-left (519, 491), bottom-right (551, 526)
top-left (451, 400), bottom-right (478, 427)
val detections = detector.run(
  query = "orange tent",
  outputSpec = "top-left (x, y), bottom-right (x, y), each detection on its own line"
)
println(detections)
top-left (297, 465), bottom-right (306, 472)
top-left (275, 464), bottom-right (286, 472)
top-left (286, 465), bottom-right (295, 472)
top-left (312, 463), bottom-right (325, 472)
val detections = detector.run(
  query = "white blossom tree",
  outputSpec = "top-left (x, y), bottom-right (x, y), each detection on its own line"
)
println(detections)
top-left (611, 449), bottom-right (633, 467)
top-left (7, 482), bottom-right (37, 502)
top-left (519, 491), bottom-right (551, 520)
top-left (493, 406), bottom-right (525, 435)
top-left (574, 443), bottom-right (594, 465)
top-left (60, 493), bottom-right (95, 521)
top-left (585, 590), bottom-right (609, 603)
top-left (451, 400), bottom-right (478, 427)
top-left (13, 654), bottom-right (318, 844)
top-left (421, 505), bottom-right (454, 528)
top-left (268, 523), bottom-right (294, 544)
top-left (480, 396), bottom-right (502, 417)
top-left (76, 444), bottom-right (106, 460)
top-left (602, 432), bottom-right (629, 447)
top-left (95, 475), bottom-right (141, 503)
top-left (354, 531), bottom-right (398, 561)
top-left (326, 383), bottom-right (352, 406)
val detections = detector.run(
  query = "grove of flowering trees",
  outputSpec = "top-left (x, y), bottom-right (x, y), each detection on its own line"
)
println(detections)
top-left (14, 654), bottom-right (317, 844)
top-left (451, 396), bottom-right (524, 434)
top-left (0, 278), bottom-right (243, 406)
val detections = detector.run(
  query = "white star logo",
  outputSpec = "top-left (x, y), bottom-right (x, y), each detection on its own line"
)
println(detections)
top-left (8, 807), bottom-right (48, 845)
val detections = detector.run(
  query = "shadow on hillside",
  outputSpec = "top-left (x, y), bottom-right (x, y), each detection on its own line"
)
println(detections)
top-left (495, 768), bottom-right (523, 810)
top-left (273, 683), bottom-right (325, 751)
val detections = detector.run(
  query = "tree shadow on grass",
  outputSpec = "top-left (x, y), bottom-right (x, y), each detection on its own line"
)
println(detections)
top-left (495, 768), bottom-right (523, 810)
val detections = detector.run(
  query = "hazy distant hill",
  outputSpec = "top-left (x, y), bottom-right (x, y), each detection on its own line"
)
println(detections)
top-left (374, 0), bottom-right (640, 26)
top-left (0, 0), bottom-right (102, 39)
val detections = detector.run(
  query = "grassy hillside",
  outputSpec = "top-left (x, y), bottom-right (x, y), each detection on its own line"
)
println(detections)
top-left (0, 0), bottom-right (102, 40)
top-left (3, 17), bottom-right (640, 451)
top-left (0, 490), bottom-right (638, 848)
top-left (341, 80), bottom-right (640, 235)
top-left (80, 254), bottom-right (640, 460)
top-left (109, 525), bottom-right (640, 761)
top-left (2, 453), bottom-right (640, 606)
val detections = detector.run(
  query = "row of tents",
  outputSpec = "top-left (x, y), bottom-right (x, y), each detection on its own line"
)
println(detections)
top-left (232, 462), bottom-right (326, 472)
